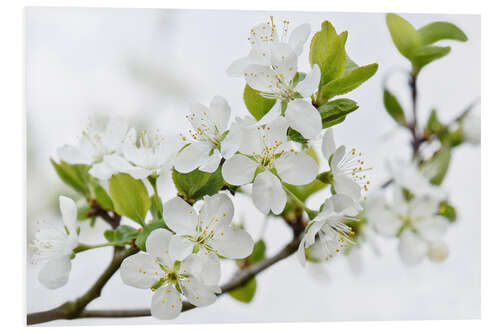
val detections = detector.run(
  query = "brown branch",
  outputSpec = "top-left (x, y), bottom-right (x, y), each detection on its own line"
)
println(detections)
top-left (27, 246), bottom-right (139, 325)
top-left (27, 236), bottom-right (302, 324)
top-left (88, 200), bottom-right (121, 229)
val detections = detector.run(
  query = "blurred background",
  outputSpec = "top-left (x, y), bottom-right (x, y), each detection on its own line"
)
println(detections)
top-left (25, 7), bottom-right (480, 324)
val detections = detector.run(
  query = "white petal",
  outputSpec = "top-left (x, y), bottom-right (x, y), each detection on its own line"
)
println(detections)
top-left (252, 171), bottom-right (287, 214)
top-left (221, 154), bottom-right (258, 186)
top-left (275, 151), bottom-right (318, 185)
top-left (244, 64), bottom-right (278, 93)
top-left (220, 127), bottom-right (241, 159)
top-left (334, 175), bottom-right (362, 201)
top-left (328, 194), bottom-right (362, 216)
top-left (288, 23), bottom-right (311, 55)
top-left (102, 116), bottom-right (129, 150)
top-left (182, 278), bottom-right (217, 307)
top-left (174, 141), bottom-right (211, 173)
top-left (120, 252), bottom-right (162, 289)
top-left (256, 101), bottom-right (281, 126)
top-left (163, 197), bottom-right (198, 235)
top-left (297, 239), bottom-right (307, 267)
top-left (59, 196), bottom-right (77, 234)
top-left (227, 56), bottom-right (251, 77)
top-left (285, 99), bottom-right (322, 139)
top-left (321, 129), bottom-right (336, 160)
top-left (57, 145), bottom-right (92, 165)
top-left (38, 257), bottom-right (71, 289)
top-left (150, 286), bottom-right (182, 320)
top-left (398, 229), bottom-right (428, 266)
top-left (209, 95), bottom-right (231, 132)
top-left (181, 253), bottom-right (221, 287)
top-left (168, 235), bottom-right (194, 262)
top-left (145, 228), bottom-right (174, 266)
top-left (270, 43), bottom-right (298, 84)
top-left (89, 161), bottom-right (116, 180)
top-left (199, 150), bottom-right (222, 173)
top-left (330, 145), bottom-right (346, 170)
top-left (295, 65), bottom-right (321, 98)
top-left (372, 209), bottom-right (403, 237)
top-left (209, 225), bottom-right (254, 259)
top-left (427, 241), bottom-right (449, 263)
top-left (200, 193), bottom-right (234, 227)
top-left (414, 216), bottom-right (448, 242)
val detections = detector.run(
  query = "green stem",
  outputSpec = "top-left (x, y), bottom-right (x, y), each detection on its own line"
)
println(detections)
top-left (282, 186), bottom-right (318, 220)
top-left (73, 242), bottom-right (117, 254)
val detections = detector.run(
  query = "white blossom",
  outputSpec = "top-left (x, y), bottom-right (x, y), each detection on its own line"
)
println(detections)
top-left (174, 96), bottom-right (241, 173)
top-left (222, 116), bottom-right (318, 214)
top-left (227, 18), bottom-right (310, 77)
top-left (297, 195), bottom-right (357, 266)
top-left (120, 229), bottom-right (220, 320)
top-left (322, 129), bottom-right (371, 203)
top-left (30, 196), bottom-right (79, 289)
top-left (164, 193), bottom-right (254, 262)
top-left (461, 111), bottom-right (481, 144)
top-left (57, 114), bottom-right (133, 180)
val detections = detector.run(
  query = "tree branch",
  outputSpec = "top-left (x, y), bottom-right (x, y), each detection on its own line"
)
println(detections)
top-left (27, 236), bottom-right (302, 324)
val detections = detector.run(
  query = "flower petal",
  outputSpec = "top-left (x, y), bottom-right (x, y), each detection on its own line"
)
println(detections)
top-left (295, 65), bottom-right (320, 98)
top-left (427, 241), bottom-right (449, 263)
top-left (59, 196), bottom-right (77, 234)
top-left (372, 209), bottom-right (403, 237)
top-left (288, 23), bottom-right (311, 55)
top-left (328, 194), bottom-right (362, 216)
top-left (57, 144), bottom-right (92, 165)
top-left (199, 150), bottom-right (222, 173)
top-left (275, 151), bottom-right (318, 185)
top-left (89, 161), bottom-right (116, 180)
top-left (334, 175), bottom-right (362, 201)
top-left (221, 154), bottom-right (258, 186)
top-left (244, 64), bottom-right (278, 94)
top-left (252, 170), bottom-right (287, 214)
top-left (209, 95), bottom-right (231, 133)
top-left (285, 99), bottom-right (322, 139)
top-left (120, 252), bottom-right (162, 289)
top-left (270, 43), bottom-right (297, 84)
top-left (174, 141), bottom-right (211, 173)
top-left (168, 235), bottom-right (194, 261)
top-left (414, 216), bottom-right (448, 242)
top-left (226, 56), bottom-right (251, 77)
top-left (181, 253), bottom-right (221, 287)
top-left (297, 238), bottom-right (307, 267)
top-left (38, 256), bottom-right (71, 289)
top-left (145, 228), bottom-right (174, 266)
top-left (321, 128), bottom-right (336, 160)
top-left (210, 225), bottom-right (254, 259)
top-left (398, 229), bottom-right (428, 266)
top-left (200, 193), bottom-right (234, 227)
top-left (163, 197), bottom-right (198, 235)
top-left (182, 278), bottom-right (217, 307)
top-left (150, 286), bottom-right (182, 320)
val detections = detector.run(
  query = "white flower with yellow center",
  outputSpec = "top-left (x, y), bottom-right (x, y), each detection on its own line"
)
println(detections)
top-left (297, 195), bottom-right (357, 266)
top-left (57, 114), bottom-right (134, 180)
top-left (322, 129), bottom-right (371, 203)
top-left (120, 229), bottom-right (220, 320)
top-left (105, 129), bottom-right (179, 179)
top-left (369, 187), bottom-right (449, 265)
top-left (227, 18), bottom-right (311, 77)
top-left (30, 196), bottom-right (79, 289)
top-left (461, 111), bottom-right (481, 145)
top-left (222, 116), bottom-right (318, 214)
top-left (174, 96), bottom-right (241, 173)
top-left (164, 193), bottom-right (254, 262)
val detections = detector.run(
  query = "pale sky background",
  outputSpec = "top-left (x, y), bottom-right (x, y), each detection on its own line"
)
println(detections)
top-left (25, 7), bottom-right (481, 325)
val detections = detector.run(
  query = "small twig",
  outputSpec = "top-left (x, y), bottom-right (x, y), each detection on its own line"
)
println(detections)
top-left (88, 201), bottom-right (121, 229)
top-left (27, 236), bottom-right (302, 324)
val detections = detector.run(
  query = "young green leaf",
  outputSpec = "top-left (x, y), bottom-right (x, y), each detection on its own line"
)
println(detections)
top-left (438, 201), bottom-right (457, 222)
top-left (386, 13), bottom-right (422, 60)
top-left (309, 21), bottom-right (347, 88)
top-left (104, 225), bottom-right (139, 246)
top-left (344, 56), bottom-right (359, 75)
top-left (50, 159), bottom-right (91, 197)
top-left (318, 98), bottom-right (359, 128)
top-left (421, 147), bottom-right (452, 185)
top-left (135, 220), bottom-right (167, 251)
top-left (229, 277), bottom-right (257, 303)
top-left (108, 173), bottom-right (151, 224)
top-left (248, 240), bottom-right (266, 264)
top-left (172, 167), bottom-right (224, 203)
top-left (411, 45), bottom-right (451, 72)
top-left (383, 89), bottom-right (407, 125)
top-left (93, 183), bottom-right (114, 211)
top-left (243, 84), bottom-right (276, 120)
top-left (425, 109), bottom-right (447, 136)
top-left (287, 128), bottom-right (308, 144)
top-left (320, 63), bottom-right (378, 100)
top-left (418, 21), bottom-right (468, 45)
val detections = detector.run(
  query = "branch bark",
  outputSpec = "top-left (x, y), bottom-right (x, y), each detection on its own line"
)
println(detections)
top-left (27, 236), bottom-right (301, 324)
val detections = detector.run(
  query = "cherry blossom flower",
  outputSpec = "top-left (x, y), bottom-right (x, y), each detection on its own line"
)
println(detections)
top-left (30, 196), bottom-right (79, 289)
top-left (461, 111), bottom-right (481, 144)
top-left (174, 96), bottom-right (241, 173)
top-left (120, 229), bottom-right (220, 320)
top-left (164, 193), bottom-right (254, 262)
top-left (222, 116), bottom-right (318, 214)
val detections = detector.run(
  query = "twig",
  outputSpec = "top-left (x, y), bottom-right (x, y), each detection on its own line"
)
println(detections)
top-left (88, 201), bottom-right (121, 229)
top-left (27, 236), bottom-right (302, 324)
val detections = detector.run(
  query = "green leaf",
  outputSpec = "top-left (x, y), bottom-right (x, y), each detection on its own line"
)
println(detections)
top-left (77, 204), bottom-right (91, 221)
top-left (243, 84), bottom-right (276, 120)
top-left (108, 173), bottom-right (151, 224)
top-left (150, 193), bottom-right (163, 220)
top-left (283, 179), bottom-right (327, 202)
top-left (93, 183), bottom-right (114, 211)
top-left (318, 98), bottom-right (359, 128)
top-left (172, 167), bottom-right (224, 203)
top-left (344, 56), bottom-right (359, 75)
top-left (309, 21), bottom-right (347, 89)
top-left (51, 159), bottom-right (91, 196)
top-left (425, 109), bottom-right (447, 136)
top-left (229, 277), bottom-right (257, 303)
top-left (418, 21), bottom-right (467, 45)
top-left (383, 89), bottom-right (406, 125)
top-left (135, 220), bottom-right (167, 251)
top-left (386, 13), bottom-right (422, 60)
top-left (421, 147), bottom-right (452, 185)
top-left (248, 240), bottom-right (266, 264)
top-left (320, 63), bottom-right (378, 100)
top-left (438, 201), bottom-right (457, 222)
top-left (411, 45), bottom-right (451, 71)
top-left (104, 225), bottom-right (139, 246)
top-left (287, 128), bottom-right (308, 144)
